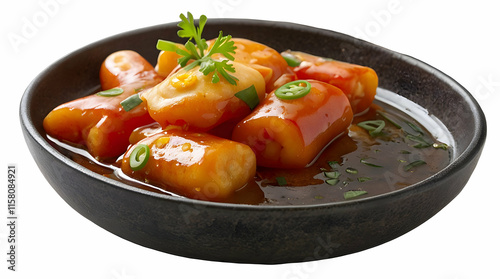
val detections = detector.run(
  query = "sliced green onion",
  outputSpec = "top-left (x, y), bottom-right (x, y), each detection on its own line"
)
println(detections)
top-left (129, 144), bottom-right (150, 171)
top-left (405, 121), bottom-right (425, 135)
top-left (120, 93), bottom-right (143, 112)
top-left (324, 171), bottom-right (340, 179)
top-left (235, 85), bottom-right (260, 109)
top-left (433, 142), bottom-right (449, 150)
top-left (156, 39), bottom-right (180, 52)
top-left (357, 177), bottom-right (372, 182)
top-left (96, 88), bottom-right (124, 97)
top-left (275, 80), bottom-right (311, 100)
top-left (328, 161), bottom-right (339, 169)
top-left (276, 176), bottom-right (287, 186)
top-left (326, 178), bottom-right (340, 186)
top-left (404, 160), bottom-right (427, 171)
top-left (345, 167), bottom-right (358, 174)
top-left (357, 120), bottom-right (385, 137)
top-left (406, 134), bottom-right (432, 148)
top-left (377, 111), bottom-right (402, 129)
top-left (360, 158), bottom-right (383, 168)
top-left (281, 52), bottom-right (302, 67)
top-left (344, 190), bottom-right (368, 200)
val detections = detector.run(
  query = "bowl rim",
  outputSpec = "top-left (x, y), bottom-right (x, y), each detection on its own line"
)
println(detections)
top-left (20, 18), bottom-right (487, 211)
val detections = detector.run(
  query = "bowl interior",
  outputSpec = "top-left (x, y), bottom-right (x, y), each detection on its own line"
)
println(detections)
top-left (20, 19), bottom-right (487, 263)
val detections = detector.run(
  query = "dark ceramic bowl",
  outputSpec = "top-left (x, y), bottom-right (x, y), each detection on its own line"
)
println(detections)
top-left (20, 19), bottom-right (486, 264)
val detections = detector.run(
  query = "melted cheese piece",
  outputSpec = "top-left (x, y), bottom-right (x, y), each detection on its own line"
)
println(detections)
top-left (142, 61), bottom-right (266, 130)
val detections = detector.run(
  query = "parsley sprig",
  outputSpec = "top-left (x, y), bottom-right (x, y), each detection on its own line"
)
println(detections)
top-left (156, 12), bottom-right (238, 85)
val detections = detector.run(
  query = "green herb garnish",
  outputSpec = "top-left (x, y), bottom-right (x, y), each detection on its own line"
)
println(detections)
top-left (324, 171), bottom-right (341, 179)
top-left (360, 158), bottom-right (383, 168)
top-left (326, 178), bottom-right (340, 186)
top-left (377, 111), bottom-right (402, 129)
top-left (120, 93), bottom-right (143, 111)
top-left (324, 164), bottom-right (341, 186)
top-left (405, 121), bottom-right (425, 136)
top-left (156, 12), bottom-right (238, 85)
top-left (276, 176), bottom-right (287, 186)
top-left (344, 190), bottom-right (368, 200)
top-left (358, 120), bottom-right (385, 137)
top-left (357, 177), bottom-right (372, 182)
top-left (328, 161), bottom-right (339, 168)
top-left (129, 144), bottom-right (150, 171)
top-left (234, 85), bottom-right (260, 109)
top-left (433, 142), bottom-right (449, 150)
top-left (406, 134), bottom-right (432, 148)
top-left (404, 160), bottom-right (427, 171)
top-left (96, 87), bottom-right (124, 97)
top-left (275, 80), bottom-right (312, 100)
top-left (345, 167), bottom-right (358, 174)
top-left (281, 52), bottom-right (302, 67)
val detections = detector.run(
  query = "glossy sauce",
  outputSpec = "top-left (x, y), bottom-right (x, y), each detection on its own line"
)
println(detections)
top-left (48, 90), bottom-right (452, 205)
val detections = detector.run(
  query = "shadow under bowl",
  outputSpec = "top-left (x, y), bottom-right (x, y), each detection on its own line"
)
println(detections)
top-left (20, 19), bottom-right (486, 264)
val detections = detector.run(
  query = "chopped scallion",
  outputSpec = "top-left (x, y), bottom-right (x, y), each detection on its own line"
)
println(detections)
top-left (324, 171), bottom-right (340, 179)
top-left (276, 176), bottom-right (287, 186)
top-left (129, 144), bottom-right (150, 171)
top-left (235, 85), bottom-right (260, 109)
top-left (405, 121), bottom-right (424, 135)
top-left (328, 161), bottom-right (339, 168)
top-left (120, 93), bottom-right (143, 111)
top-left (96, 88), bottom-right (124, 97)
top-left (406, 134), bottom-right (432, 148)
top-left (404, 160), bottom-right (427, 171)
top-left (360, 158), bottom-right (383, 168)
top-left (326, 178), bottom-right (340, 186)
top-left (156, 39), bottom-right (180, 52)
top-left (281, 52), bottom-right (302, 67)
top-left (357, 177), bottom-right (372, 182)
top-left (357, 120), bottom-right (385, 137)
top-left (377, 111), bottom-right (402, 129)
top-left (433, 142), bottom-right (449, 150)
top-left (344, 190), bottom-right (368, 200)
top-left (345, 167), bottom-right (358, 174)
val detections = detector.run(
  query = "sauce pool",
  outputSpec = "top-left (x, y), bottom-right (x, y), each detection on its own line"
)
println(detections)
top-left (48, 89), bottom-right (452, 205)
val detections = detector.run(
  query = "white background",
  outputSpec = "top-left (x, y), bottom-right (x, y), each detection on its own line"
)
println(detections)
top-left (1, 0), bottom-right (499, 278)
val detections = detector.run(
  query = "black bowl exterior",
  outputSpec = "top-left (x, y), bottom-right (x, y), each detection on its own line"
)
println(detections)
top-left (20, 19), bottom-right (486, 264)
